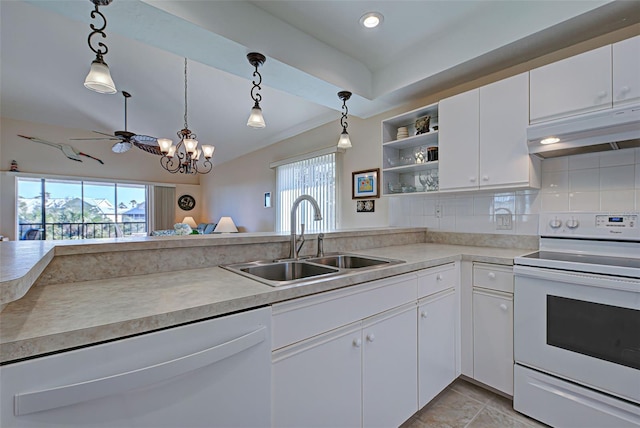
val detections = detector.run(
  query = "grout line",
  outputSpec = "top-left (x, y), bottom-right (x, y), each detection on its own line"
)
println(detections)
top-left (463, 403), bottom-right (488, 428)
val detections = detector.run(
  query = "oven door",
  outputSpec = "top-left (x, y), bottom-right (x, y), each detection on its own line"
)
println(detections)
top-left (514, 265), bottom-right (640, 404)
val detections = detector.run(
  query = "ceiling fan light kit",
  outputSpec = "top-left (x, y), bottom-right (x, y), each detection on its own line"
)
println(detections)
top-left (84, 0), bottom-right (116, 94)
top-left (159, 58), bottom-right (214, 175)
top-left (337, 90), bottom-right (353, 149)
top-left (247, 52), bottom-right (266, 129)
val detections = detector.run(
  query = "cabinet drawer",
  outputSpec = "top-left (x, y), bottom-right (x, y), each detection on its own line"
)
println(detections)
top-left (272, 273), bottom-right (417, 350)
top-left (473, 263), bottom-right (513, 293)
top-left (417, 263), bottom-right (456, 298)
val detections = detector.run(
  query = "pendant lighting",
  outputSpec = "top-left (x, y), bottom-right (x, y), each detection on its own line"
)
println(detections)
top-left (158, 58), bottom-right (214, 175)
top-left (337, 91), bottom-right (353, 149)
top-left (84, 0), bottom-right (117, 94)
top-left (247, 52), bottom-right (266, 128)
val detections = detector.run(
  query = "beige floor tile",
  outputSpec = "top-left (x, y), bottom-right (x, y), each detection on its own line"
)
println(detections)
top-left (415, 388), bottom-right (485, 428)
top-left (466, 406), bottom-right (533, 428)
top-left (399, 416), bottom-right (427, 428)
top-left (448, 379), bottom-right (495, 404)
top-left (486, 395), bottom-right (549, 427)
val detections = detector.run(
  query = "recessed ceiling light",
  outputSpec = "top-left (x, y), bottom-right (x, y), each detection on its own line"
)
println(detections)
top-left (541, 137), bottom-right (561, 145)
top-left (360, 12), bottom-right (383, 29)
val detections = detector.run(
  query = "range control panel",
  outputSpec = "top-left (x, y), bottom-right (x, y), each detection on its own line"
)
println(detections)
top-left (541, 212), bottom-right (640, 240)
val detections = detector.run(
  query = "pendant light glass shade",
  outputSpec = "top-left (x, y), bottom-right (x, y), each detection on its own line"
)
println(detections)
top-left (84, 59), bottom-right (116, 94)
top-left (337, 131), bottom-right (352, 149)
top-left (201, 145), bottom-right (215, 158)
top-left (247, 105), bottom-right (266, 128)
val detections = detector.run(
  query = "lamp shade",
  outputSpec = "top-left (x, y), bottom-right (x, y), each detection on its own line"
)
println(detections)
top-left (84, 60), bottom-right (117, 94)
top-left (214, 216), bottom-right (238, 233)
top-left (247, 106), bottom-right (266, 128)
top-left (182, 216), bottom-right (197, 228)
top-left (337, 131), bottom-right (352, 149)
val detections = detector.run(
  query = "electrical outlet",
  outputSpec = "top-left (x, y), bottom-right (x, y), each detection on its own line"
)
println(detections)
top-left (435, 204), bottom-right (442, 218)
top-left (496, 213), bottom-right (512, 230)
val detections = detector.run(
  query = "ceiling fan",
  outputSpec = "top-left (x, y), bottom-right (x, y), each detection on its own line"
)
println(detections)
top-left (72, 91), bottom-right (161, 155)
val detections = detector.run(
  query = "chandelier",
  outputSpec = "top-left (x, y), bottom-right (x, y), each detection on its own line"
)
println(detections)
top-left (157, 58), bottom-right (214, 174)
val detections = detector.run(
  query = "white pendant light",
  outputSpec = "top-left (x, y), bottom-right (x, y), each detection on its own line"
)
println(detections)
top-left (247, 53), bottom-right (267, 128)
top-left (337, 91), bottom-right (353, 149)
top-left (84, 0), bottom-right (116, 94)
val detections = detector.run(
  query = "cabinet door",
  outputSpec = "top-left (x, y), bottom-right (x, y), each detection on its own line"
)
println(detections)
top-left (530, 45), bottom-right (612, 123)
top-left (272, 323), bottom-right (362, 428)
top-left (473, 288), bottom-right (513, 395)
top-left (613, 35), bottom-right (640, 107)
top-left (439, 89), bottom-right (480, 191)
top-left (418, 288), bottom-right (457, 408)
top-left (479, 72), bottom-right (532, 189)
top-left (362, 304), bottom-right (418, 428)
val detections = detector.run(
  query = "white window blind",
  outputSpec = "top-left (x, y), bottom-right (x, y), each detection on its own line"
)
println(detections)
top-left (275, 152), bottom-right (336, 233)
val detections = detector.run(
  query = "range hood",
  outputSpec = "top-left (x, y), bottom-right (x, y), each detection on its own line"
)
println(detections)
top-left (527, 104), bottom-right (640, 159)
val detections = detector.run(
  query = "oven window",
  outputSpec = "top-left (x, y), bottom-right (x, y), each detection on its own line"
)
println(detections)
top-left (547, 296), bottom-right (640, 370)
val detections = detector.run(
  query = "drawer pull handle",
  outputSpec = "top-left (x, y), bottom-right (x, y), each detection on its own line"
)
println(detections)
top-left (421, 311), bottom-right (428, 319)
top-left (436, 274), bottom-right (443, 281)
top-left (366, 334), bottom-right (376, 343)
top-left (488, 272), bottom-right (496, 279)
top-left (500, 303), bottom-right (508, 311)
top-left (353, 338), bottom-right (362, 348)
top-left (597, 90), bottom-right (608, 98)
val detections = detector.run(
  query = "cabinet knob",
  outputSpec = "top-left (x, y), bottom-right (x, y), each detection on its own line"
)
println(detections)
top-left (469, 177), bottom-right (476, 183)
top-left (366, 333), bottom-right (376, 343)
top-left (353, 338), bottom-right (362, 348)
top-left (436, 274), bottom-right (443, 281)
top-left (620, 86), bottom-right (630, 94)
top-left (482, 175), bottom-right (489, 181)
top-left (499, 303), bottom-right (508, 311)
top-left (597, 90), bottom-right (608, 98)
top-left (421, 311), bottom-right (428, 319)
top-left (488, 272), bottom-right (496, 279)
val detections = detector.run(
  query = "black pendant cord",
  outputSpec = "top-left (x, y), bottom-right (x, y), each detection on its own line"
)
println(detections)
top-left (87, 0), bottom-right (112, 62)
top-left (179, 58), bottom-right (196, 141)
top-left (338, 91), bottom-right (352, 132)
top-left (247, 53), bottom-right (266, 108)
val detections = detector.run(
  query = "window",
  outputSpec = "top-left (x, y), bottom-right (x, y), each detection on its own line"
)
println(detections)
top-left (17, 178), bottom-right (148, 240)
top-left (275, 152), bottom-right (337, 232)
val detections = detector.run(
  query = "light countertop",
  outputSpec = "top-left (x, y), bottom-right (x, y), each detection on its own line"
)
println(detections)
top-left (0, 243), bottom-right (532, 364)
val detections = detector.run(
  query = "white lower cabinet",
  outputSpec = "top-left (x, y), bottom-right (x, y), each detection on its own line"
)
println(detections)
top-left (472, 263), bottom-right (514, 395)
top-left (418, 288), bottom-right (457, 407)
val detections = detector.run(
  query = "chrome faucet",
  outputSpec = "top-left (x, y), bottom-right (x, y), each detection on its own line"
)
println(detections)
top-left (289, 195), bottom-right (322, 259)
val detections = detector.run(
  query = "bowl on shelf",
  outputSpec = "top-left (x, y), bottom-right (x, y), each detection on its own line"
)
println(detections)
top-left (401, 185), bottom-right (416, 193)
top-left (396, 126), bottom-right (409, 139)
top-left (387, 183), bottom-right (402, 193)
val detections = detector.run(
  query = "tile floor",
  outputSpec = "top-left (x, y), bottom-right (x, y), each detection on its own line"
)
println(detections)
top-left (401, 378), bottom-right (548, 428)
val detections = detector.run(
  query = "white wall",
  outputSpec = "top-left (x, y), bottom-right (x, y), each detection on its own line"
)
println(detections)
top-left (389, 148), bottom-right (640, 235)
top-left (0, 117), bottom-right (201, 239)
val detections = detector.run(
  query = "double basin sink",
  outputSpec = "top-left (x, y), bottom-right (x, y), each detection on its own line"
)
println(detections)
top-left (222, 253), bottom-right (404, 287)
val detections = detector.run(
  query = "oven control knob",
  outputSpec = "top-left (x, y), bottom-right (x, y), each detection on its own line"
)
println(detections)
top-left (566, 218), bottom-right (579, 229)
top-left (549, 217), bottom-right (562, 229)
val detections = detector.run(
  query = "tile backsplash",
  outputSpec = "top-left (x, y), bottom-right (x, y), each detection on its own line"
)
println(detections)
top-left (389, 148), bottom-right (640, 236)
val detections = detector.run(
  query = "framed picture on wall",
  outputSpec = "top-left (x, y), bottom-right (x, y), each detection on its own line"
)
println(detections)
top-left (352, 168), bottom-right (380, 199)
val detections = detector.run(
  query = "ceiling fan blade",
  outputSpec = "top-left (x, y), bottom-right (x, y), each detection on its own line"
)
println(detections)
top-left (92, 130), bottom-right (117, 137)
top-left (131, 134), bottom-right (158, 144)
top-left (70, 137), bottom-right (120, 141)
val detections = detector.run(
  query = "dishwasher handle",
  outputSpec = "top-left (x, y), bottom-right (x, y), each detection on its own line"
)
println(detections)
top-left (14, 326), bottom-right (267, 416)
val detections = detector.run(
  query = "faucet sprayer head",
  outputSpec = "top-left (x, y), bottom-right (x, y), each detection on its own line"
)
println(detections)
top-left (314, 213), bottom-right (323, 221)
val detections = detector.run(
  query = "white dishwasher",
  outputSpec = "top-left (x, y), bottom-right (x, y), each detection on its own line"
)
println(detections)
top-left (0, 306), bottom-right (271, 428)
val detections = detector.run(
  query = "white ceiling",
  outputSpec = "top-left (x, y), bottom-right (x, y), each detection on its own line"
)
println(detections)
top-left (1, 0), bottom-right (638, 166)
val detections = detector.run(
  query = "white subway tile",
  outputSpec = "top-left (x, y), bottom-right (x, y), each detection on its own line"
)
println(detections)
top-left (515, 191), bottom-right (541, 215)
top-left (494, 193), bottom-right (515, 214)
top-left (424, 216), bottom-right (441, 229)
top-left (515, 214), bottom-right (539, 235)
top-left (423, 198), bottom-right (437, 216)
top-left (636, 164), bottom-right (640, 189)
top-left (569, 191), bottom-right (600, 211)
top-left (454, 196), bottom-right (474, 216)
top-left (411, 196), bottom-right (424, 216)
top-left (600, 190), bottom-right (636, 211)
top-left (569, 168), bottom-right (599, 192)
top-left (569, 153), bottom-right (600, 170)
top-left (410, 215), bottom-right (426, 227)
top-left (542, 157), bottom-right (568, 172)
top-left (541, 192), bottom-right (569, 211)
top-left (541, 171), bottom-right (569, 193)
top-left (600, 165), bottom-right (636, 190)
top-left (438, 216), bottom-right (456, 232)
top-left (600, 148), bottom-right (636, 168)
top-left (473, 195), bottom-right (493, 216)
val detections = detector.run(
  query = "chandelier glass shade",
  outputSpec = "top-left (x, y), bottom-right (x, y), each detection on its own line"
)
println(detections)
top-left (247, 52), bottom-right (266, 128)
top-left (159, 58), bottom-right (214, 175)
top-left (84, 0), bottom-right (116, 94)
top-left (337, 91), bottom-right (353, 149)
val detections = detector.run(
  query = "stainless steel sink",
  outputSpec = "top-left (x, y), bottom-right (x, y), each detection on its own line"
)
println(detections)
top-left (222, 253), bottom-right (404, 287)
top-left (306, 254), bottom-right (392, 269)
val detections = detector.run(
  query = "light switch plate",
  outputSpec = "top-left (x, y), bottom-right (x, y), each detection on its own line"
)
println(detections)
top-left (496, 213), bottom-right (512, 230)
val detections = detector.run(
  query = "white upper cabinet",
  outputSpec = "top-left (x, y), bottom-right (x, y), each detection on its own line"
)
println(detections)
top-left (613, 35), bottom-right (640, 107)
top-left (479, 72), bottom-right (537, 190)
top-left (439, 89), bottom-right (480, 191)
top-left (530, 45), bottom-right (612, 123)
top-left (440, 72), bottom-right (539, 192)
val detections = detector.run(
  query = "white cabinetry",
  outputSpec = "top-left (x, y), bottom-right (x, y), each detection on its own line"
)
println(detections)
top-left (472, 263), bottom-right (514, 395)
top-left (271, 273), bottom-right (418, 428)
top-left (0, 307), bottom-right (272, 428)
top-left (530, 45), bottom-right (612, 123)
top-left (439, 73), bottom-right (539, 192)
top-left (381, 103), bottom-right (440, 195)
top-left (417, 263), bottom-right (458, 407)
top-left (613, 35), bottom-right (640, 107)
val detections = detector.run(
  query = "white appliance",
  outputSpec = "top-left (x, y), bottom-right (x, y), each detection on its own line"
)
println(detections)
top-left (513, 212), bottom-right (640, 427)
top-left (527, 103), bottom-right (640, 158)
top-left (0, 306), bottom-right (271, 427)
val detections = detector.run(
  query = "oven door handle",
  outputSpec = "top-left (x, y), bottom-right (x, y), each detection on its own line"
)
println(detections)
top-left (514, 265), bottom-right (640, 293)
